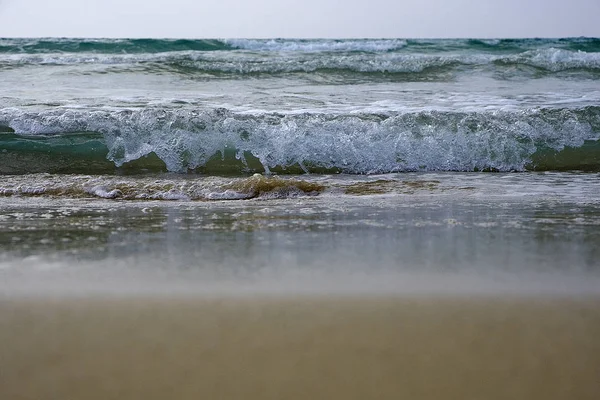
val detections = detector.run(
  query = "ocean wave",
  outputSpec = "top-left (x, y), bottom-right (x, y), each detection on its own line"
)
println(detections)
top-left (499, 48), bottom-right (600, 72)
top-left (2, 49), bottom-right (599, 78)
top-left (1, 106), bottom-right (599, 174)
top-left (0, 38), bottom-right (233, 54)
top-left (223, 39), bottom-right (408, 52)
top-left (2, 38), bottom-right (600, 54)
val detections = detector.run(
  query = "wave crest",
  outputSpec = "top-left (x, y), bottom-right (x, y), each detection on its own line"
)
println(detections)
top-left (2, 107), bottom-right (599, 174)
top-left (224, 39), bottom-right (408, 52)
top-left (2, 49), bottom-right (599, 78)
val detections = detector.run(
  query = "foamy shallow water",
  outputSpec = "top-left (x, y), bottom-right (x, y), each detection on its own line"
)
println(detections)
top-left (1, 172), bottom-right (599, 297)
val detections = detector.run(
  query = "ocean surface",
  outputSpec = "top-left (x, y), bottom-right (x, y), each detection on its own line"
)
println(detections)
top-left (1, 37), bottom-right (600, 294)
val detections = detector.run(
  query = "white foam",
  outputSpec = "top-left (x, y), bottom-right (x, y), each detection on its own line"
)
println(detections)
top-left (2, 106), bottom-right (598, 173)
top-left (86, 185), bottom-right (122, 199)
top-left (508, 48), bottom-right (600, 72)
top-left (224, 39), bottom-right (408, 52)
top-left (205, 190), bottom-right (251, 200)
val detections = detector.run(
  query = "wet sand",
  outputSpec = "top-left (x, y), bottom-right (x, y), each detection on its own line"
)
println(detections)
top-left (1, 295), bottom-right (599, 400)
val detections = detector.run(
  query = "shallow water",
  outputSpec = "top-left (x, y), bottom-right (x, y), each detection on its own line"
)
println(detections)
top-left (1, 172), bottom-right (599, 296)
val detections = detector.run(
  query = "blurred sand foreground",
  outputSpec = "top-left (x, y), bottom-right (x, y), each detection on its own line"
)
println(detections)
top-left (1, 296), bottom-right (599, 400)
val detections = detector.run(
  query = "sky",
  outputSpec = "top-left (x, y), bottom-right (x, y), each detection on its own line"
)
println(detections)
top-left (1, 0), bottom-right (599, 38)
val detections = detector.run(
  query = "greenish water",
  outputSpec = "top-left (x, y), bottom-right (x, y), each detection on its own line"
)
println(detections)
top-left (2, 133), bottom-right (600, 175)
top-left (2, 38), bottom-right (600, 174)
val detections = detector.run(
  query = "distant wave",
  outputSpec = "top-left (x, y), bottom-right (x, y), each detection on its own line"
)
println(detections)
top-left (0, 38), bottom-right (233, 54)
top-left (223, 39), bottom-right (408, 52)
top-left (2, 48), bottom-right (599, 79)
top-left (2, 38), bottom-right (599, 82)
top-left (2, 37), bottom-right (599, 54)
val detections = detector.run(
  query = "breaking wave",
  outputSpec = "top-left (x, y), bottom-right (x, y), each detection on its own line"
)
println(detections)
top-left (1, 48), bottom-right (599, 79)
top-left (1, 106), bottom-right (599, 174)
top-left (223, 39), bottom-right (409, 52)
top-left (2, 37), bottom-right (600, 54)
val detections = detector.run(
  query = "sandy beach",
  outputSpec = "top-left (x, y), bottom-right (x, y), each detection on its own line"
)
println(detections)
top-left (1, 295), bottom-right (599, 400)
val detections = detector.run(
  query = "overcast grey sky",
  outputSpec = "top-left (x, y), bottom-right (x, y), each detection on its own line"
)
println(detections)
top-left (1, 0), bottom-right (599, 38)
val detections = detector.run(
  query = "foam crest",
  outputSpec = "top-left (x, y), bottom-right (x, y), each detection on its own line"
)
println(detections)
top-left (224, 39), bottom-right (408, 52)
top-left (504, 48), bottom-right (600, 72)
top-left (2, 106), bottom-right (598, 173)
top-left (2, 49), bottom-right (599, 76)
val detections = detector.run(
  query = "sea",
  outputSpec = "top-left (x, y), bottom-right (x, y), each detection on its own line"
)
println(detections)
top-left (1, 37), bottom-right (600, 294)
top-left (1, 38), bottom-right (600, 399)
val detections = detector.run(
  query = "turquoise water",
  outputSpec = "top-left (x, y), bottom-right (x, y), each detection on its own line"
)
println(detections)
top-left (1, 38), bottom-right (599, 174)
